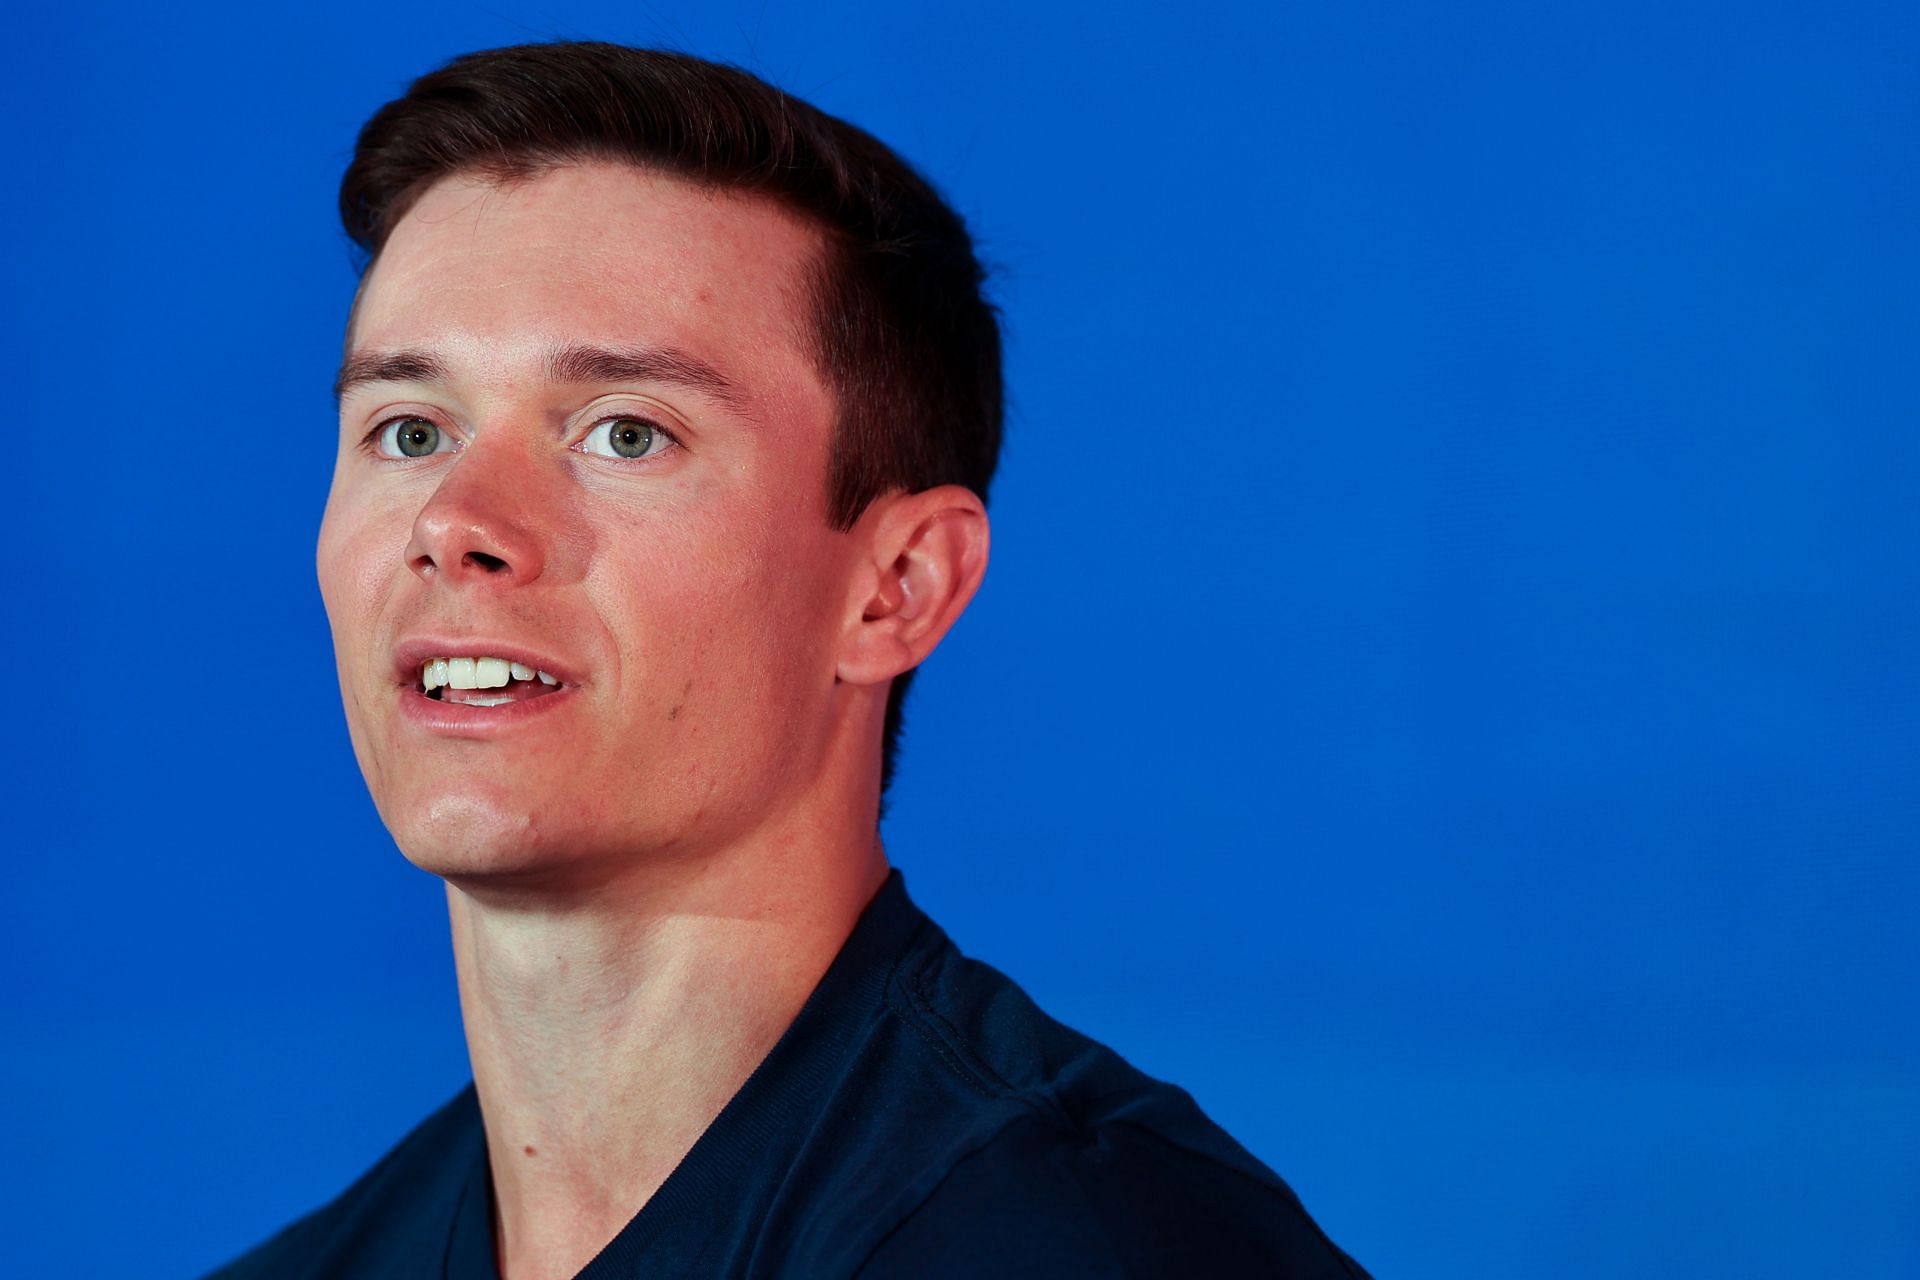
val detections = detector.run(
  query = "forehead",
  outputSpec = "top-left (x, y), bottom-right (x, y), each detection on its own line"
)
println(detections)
top-left (349, 161), bottom-right (829, 416)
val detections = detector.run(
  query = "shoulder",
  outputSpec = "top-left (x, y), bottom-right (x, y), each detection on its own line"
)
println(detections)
top-left (852, 1112), bottom-right (1372, 1279)
top-left (849, 928), bottom-right (1370, 1278)
top-left (199, 1084), bottom-right (483, 1280)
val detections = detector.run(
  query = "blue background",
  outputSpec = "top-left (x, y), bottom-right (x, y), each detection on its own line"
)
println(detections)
top-left (4, 2), bottom-right (1914, 1276)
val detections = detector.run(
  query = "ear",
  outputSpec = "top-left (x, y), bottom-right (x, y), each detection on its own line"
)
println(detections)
top-left (837, 485), bottom-right (990, 687)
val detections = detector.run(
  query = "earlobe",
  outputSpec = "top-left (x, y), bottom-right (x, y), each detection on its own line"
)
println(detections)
top-left (837, 486), bottom-right (989, 688)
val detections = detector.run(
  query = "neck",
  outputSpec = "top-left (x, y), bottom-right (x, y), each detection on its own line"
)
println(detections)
top-left (448, 816), bottom-right (889, 1280)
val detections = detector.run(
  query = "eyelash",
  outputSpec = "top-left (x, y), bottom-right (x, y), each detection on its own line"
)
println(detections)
top-left (357, 412), bottom-right (686, 462)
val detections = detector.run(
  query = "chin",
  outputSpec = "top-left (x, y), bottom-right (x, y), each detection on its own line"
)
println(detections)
top-left (379, 785), bottom-right (706, 891)
top-left (379, 789), bottom-right (557, 879)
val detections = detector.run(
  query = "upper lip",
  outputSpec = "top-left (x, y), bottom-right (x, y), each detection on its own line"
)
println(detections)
top-left (390, 637), bottom-right (584, 688)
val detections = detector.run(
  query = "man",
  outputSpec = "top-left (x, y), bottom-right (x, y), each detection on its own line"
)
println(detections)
top-left (210, 41), bottom-right (1370, 1280)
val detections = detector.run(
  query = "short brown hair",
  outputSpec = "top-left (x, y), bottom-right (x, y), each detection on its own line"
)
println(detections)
top-left (339, 42), bottom-right (1003, 801)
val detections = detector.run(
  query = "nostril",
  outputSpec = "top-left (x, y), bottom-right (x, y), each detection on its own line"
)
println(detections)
top-left (464, 551), bottom-right (509, 573)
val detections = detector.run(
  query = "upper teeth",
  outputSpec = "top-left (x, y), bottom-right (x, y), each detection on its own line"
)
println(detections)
top-left (420, 656), bottom-right (562, 691)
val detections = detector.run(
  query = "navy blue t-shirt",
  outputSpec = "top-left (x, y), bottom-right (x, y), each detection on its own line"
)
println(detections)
top-left (207, 870), bottom-right (1371, 1278)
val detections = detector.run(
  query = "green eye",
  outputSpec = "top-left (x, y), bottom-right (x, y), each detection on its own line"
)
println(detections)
top-left (582, 416), bottom-right (674, 460)
top-left (609, 419), bottom-right (652, 458)
top-left (378, 417), bottom-right (447, 458)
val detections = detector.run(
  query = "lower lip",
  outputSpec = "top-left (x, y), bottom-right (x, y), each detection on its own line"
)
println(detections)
top-left (396, 684), bottom-right (580, 736)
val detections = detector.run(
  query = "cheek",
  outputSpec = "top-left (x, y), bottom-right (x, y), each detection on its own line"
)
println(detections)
top-left (595, 503), bottom-right (836, 717)
top-left (316, 486), bottom-right (408, 674)
top-left (314, 488), bottom-right (395, 797)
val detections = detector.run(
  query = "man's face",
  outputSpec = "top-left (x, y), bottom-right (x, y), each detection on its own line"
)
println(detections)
top-left (317, 162), bottom-right (852, 883)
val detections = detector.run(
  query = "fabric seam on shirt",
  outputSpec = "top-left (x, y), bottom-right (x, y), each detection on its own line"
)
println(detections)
top-left (910, 964), bottom-right (1020, 1095)
top-left (878, 955), bottom-right (1002, 1100)
top-left (883, 949), bottom-right (1086, 1134)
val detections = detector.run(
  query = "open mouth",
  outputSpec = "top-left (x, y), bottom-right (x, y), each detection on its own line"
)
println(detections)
top-left (419, 656), bottom-right (568, 707)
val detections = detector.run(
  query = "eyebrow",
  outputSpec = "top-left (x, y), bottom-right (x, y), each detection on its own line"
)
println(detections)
top-left (333, 349), bottom-right (447, 400)
top-left (332, 342), bottom-right (751, 416)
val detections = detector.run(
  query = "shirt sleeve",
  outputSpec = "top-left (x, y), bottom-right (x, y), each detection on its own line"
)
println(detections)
top-left (852, 1114), bottom-right (1373, 1280)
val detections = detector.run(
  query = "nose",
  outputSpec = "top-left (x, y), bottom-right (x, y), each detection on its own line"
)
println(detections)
top-left (404, 437), bottom-right (550, 588)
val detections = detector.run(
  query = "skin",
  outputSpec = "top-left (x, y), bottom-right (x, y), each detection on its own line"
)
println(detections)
top-left (316, 161), bottom-right (989, 1280)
